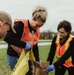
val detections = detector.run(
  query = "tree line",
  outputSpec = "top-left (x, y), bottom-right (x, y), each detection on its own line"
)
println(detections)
top-left (40, 30), bottom-right (74, 39)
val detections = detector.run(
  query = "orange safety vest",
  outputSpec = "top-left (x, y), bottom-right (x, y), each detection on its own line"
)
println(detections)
top-left (11, 19), bottom-right (40, 53)
top-left (55, 34), bottom-right (74, 68)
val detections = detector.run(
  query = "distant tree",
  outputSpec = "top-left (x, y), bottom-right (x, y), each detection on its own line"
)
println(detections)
top-left (40, 31), bottom-right (47, 39)
top-left (40, 30), bottom-right (55, 39)
top-left (71, 31), bottom-right (74, 35)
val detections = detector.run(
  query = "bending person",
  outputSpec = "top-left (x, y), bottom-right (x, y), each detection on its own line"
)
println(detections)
top-left (4, 5), bottom-right (48, 75)
top-left (46, 20), bottom-right (74, 75)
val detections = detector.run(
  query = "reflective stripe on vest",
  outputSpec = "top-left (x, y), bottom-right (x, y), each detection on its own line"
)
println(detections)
top-left (11, 19), bottom-right (40, 53)
top-left (55, 34), bottom-right (74, 67)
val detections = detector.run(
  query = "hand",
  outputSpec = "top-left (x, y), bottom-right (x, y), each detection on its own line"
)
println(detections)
top-left (24, 43), bottom-right (31, 50)
top-left (33, 61), bottom-right (42, 68)
top-left (45, 64), bottom-right (55, 73)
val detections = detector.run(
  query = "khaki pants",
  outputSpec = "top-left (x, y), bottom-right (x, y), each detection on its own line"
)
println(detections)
top-left (34, 62), bottom-right (49, 75)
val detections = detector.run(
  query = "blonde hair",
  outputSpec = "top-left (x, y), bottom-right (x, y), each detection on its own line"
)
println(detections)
top-left (0, 11), bottom-right (16, 33)
top-left (0, 11), bottom-right (12, 25)
top-left (32, 5), bottom-right (47, 23)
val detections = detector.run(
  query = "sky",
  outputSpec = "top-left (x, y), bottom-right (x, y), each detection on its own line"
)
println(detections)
top-left (0, 0), bottom-right (74, 32)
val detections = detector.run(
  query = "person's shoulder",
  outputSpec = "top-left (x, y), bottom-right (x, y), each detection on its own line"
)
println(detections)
top-left (72, 38), bottom-right (74, 41)
top-left (70, 35), bottom-right (74, 40)
top-left (15, 21), bottom-right (24, 25)
top-left (70, 35), bottom-right (74, 44)
top-left (13, 21), bottom-right (24, 31)
top-left (14, 21), bottom-right (24, 27)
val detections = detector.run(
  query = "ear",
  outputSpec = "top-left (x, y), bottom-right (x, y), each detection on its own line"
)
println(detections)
top-left (0, 21), bottom-right (6, 27)
top-left (0, 21), bottom-right (2, 24)
top-left (0, 21), bottom-right (2, 27)
top-left (32, 17), bottom-right (35, 21)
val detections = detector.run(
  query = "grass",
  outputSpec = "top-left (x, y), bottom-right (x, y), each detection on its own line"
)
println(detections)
top-left (0, 49), bottom-right (11, 75)
top-left (0, 40), bottom-right (51, 44)
top-left (39, 46), bottom-right (55, 75)
top-left (0, 46), bottom-right (68, 75)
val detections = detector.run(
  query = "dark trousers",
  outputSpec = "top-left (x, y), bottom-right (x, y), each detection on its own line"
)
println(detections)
top-left (55, 65), bottom-right (74, 75)
top-left (26, 60), bottom-right (34, 75)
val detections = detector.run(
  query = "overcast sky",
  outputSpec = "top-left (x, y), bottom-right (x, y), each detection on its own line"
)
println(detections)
top-left (0, 0), bottom-right (74, 32)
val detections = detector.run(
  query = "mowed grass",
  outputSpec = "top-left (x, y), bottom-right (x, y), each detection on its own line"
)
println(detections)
top-left (0, 49), bottom-right (11, 75)
top-left (0, 46), bottom-right (68, 75)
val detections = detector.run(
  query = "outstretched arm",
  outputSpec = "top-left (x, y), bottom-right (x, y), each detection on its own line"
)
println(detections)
top-left (45, 39), bottom-right (74, 73)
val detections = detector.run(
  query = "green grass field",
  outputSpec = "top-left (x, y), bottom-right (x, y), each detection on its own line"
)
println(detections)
top-left (0, 49), bottom-right (11, 75)
top-left (0, 46), bottom-right (68, 75)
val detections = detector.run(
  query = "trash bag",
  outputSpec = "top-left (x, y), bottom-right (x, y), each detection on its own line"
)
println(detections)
top-left (11, 49), bottom-right (35, 75)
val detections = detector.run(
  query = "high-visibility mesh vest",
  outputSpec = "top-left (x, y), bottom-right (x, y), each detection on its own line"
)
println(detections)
top-left (11, 19), bottom-right (40, 53)
top-left (55, 34), bottom-right (74, 67)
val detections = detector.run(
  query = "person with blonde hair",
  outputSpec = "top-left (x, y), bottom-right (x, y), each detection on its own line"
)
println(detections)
top-left (4, 5), bottom-right (48, 75)
top-left (0, 11), bottom-right (15, 38)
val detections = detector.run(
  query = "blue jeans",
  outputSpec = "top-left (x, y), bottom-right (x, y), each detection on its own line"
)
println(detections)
top-left (7, 54), bottom-right (18, 70)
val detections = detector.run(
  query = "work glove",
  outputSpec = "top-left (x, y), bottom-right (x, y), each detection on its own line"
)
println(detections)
top-left (45, 64), bottom-right (55, 73)
top-left (24, 43), bottom-right (31, 50)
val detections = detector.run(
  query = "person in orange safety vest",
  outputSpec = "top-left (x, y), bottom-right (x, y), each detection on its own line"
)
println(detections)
top-left (4, 5), bottom-right (48, 75)
top-left (46, 20), bottom-right (74, 75)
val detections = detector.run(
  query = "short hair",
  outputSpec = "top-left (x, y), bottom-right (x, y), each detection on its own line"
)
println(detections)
top-left (32, 5), bottom-right (48, 23)
top-left (0, 11), bottom-right (12, 25)
top-left (57, 20), bottom-right (72, 33)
